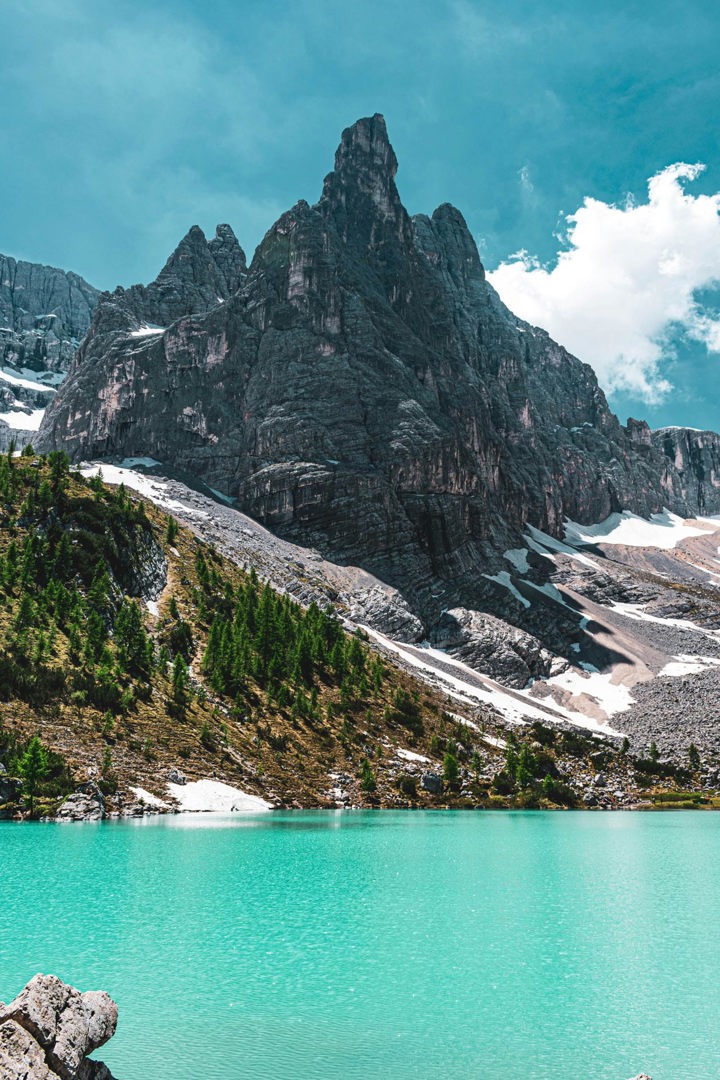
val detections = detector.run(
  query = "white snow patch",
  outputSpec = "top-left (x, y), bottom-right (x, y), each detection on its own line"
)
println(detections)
top-left (526, 580), bottom-right (575, 609)
top-left (565, 509), bottom-right (712, 550)
top-left (167, 779), bottom-right (272, 813)
top-left (359, 625), bottom-right (622, 735)
top-left (0, 408), bottom-right (45, 431)
top-left (609, 601), bottom-right (720, 638)
top-left (504, 548), bottom-right (530, 574)
top-left (0, 367), bottom-right (55, 392)
top-left (544, 668), bottom-right (634, 718)
top-left (80, 462), bottom-right (209, 519)
top-left (129, 325), bottom-right (166, 338)
top-left (145, 600), bottom-right (159, 618)
top-left (394, 747), bottom-right (430, 763)
top-left (207, 486), bottom-right (235, 505)
top-left (129, 786), bottom-right (170, 809)
top-left (525, 524), bottom-right (600, 569)
top-left (659, 654), bottom-right (720, 677)
top-left (483, 571), bottom-right (531, 608)
top-left (18, 367), bottom-right (64, 387)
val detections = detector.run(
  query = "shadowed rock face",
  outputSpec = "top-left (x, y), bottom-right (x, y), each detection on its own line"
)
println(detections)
top-left (36, 115), bottom-right (719, 621)
top-left (0, 974), bottom-right (118, 1079)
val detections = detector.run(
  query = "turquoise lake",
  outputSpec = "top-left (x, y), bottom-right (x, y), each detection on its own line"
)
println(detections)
top-left (2, 811), bottom-right (719, 1079)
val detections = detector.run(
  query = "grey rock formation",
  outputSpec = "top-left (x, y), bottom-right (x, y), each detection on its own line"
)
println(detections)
top-left (0, 974), bottom-right (118, 1080)
top-left (37, 114), bottom-right (720, 634)
top-left (0, 774), bottom-right (22, 806)
top-left (420, 772), bottom-right (443, 794)
top-left (55, 783), bottom-right (105, 822)
top-left (430, 607), bottom-right (566, 688)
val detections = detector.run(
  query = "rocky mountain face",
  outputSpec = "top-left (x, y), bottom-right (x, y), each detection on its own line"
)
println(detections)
top-left (37, 116), bottom-right (720, 630)
top-left (0, 226), bottom-right (245, 451)
top-left (651, 425), bottom-right (720, 515)
top-left (0, 254), bottom-right (99, 374)
top-left (0, 254), bottom-right (100, 447)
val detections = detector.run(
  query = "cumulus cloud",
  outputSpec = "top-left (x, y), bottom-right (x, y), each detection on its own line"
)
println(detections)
top-left (487, 163), bottom-right (720, 402)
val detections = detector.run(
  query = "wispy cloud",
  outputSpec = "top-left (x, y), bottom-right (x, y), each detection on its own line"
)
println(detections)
top-left (488, 164), bottom-right (720, 402)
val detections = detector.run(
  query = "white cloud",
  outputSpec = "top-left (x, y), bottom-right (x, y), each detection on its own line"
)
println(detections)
top-left (488, 163), bottom-right (720, 402)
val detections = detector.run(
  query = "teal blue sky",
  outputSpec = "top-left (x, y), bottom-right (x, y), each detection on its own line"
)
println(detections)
top-left (3, 0), bottom-right (720, 431)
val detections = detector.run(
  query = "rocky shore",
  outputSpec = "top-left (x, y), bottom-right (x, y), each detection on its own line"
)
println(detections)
top-left (0, 975), bottom-right (118, 1079)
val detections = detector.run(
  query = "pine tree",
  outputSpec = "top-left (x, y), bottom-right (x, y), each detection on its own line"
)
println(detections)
top-left (16, 735), bottom-right (49, 815)
top-left (360, 757), bottom-right (376, 793)
top-left (172, 654), bottom-right (191, 711)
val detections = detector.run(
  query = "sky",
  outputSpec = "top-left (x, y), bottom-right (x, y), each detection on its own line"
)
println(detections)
top-left (3, 0), bottom-right (720, 431)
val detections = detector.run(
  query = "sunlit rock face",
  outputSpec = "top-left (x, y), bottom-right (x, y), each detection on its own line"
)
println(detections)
top-left (37, 114), bottom-right (719, 621)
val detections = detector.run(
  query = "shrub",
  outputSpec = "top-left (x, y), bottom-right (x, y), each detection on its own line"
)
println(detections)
top-left (397, 773), bottom-right (417, 798)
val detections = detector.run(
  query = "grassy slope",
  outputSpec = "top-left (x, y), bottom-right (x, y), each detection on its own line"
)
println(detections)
top-left (1, 453), bottom-right (704, 816)
top-left (0, 454), bottom-right (511, 812)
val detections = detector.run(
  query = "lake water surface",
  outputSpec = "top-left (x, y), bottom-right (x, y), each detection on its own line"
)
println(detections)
top-left (2, 811), bottom-right (718, 1080)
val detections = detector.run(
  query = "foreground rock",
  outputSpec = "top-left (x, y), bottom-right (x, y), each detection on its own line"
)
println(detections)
top-left (0, 974), bottom-right (118, 1079)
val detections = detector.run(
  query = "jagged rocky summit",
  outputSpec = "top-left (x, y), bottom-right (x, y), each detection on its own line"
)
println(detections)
top-left (0, 974), bottom-right (118, 1079)
top-left (37, 115), bottom-right (720, 628)
top-left (0, 224), bottom-right (245, 451)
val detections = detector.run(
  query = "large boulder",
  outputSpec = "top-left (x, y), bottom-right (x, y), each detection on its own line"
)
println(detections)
top-left (0, 974), bottom-right (118, 1080)
top-left (55, 784), bottom-right (105, 823)
top-left (0, 774), bottom-right (22, 806)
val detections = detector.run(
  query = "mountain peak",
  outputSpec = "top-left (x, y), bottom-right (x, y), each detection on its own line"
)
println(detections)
top-left (208, 223), bottom-right (247, 295)
top-left (319, 114), bottom-right (409, 250)
top-left (158, 225), bottom-right (209, 281)
top-left (332, 114), bottom-right (397, 182)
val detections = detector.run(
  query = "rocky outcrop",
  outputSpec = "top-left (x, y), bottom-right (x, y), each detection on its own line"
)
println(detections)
top-left (0, 974), bottom-right (118, 1079)
top-left (0, 766), bottom-right (22, 807)
top-left (36, 115), bottom-right (719, 628)
top-left (430, 607), bottom-right (567, 688)
top-left (55, 783), bottom-right (105, 823)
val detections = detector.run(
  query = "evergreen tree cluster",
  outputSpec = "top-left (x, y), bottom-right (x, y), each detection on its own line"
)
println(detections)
top-left (0, 453), bottom-right (155, 710)
top-left (198, 553), bottom-right (384, 719)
